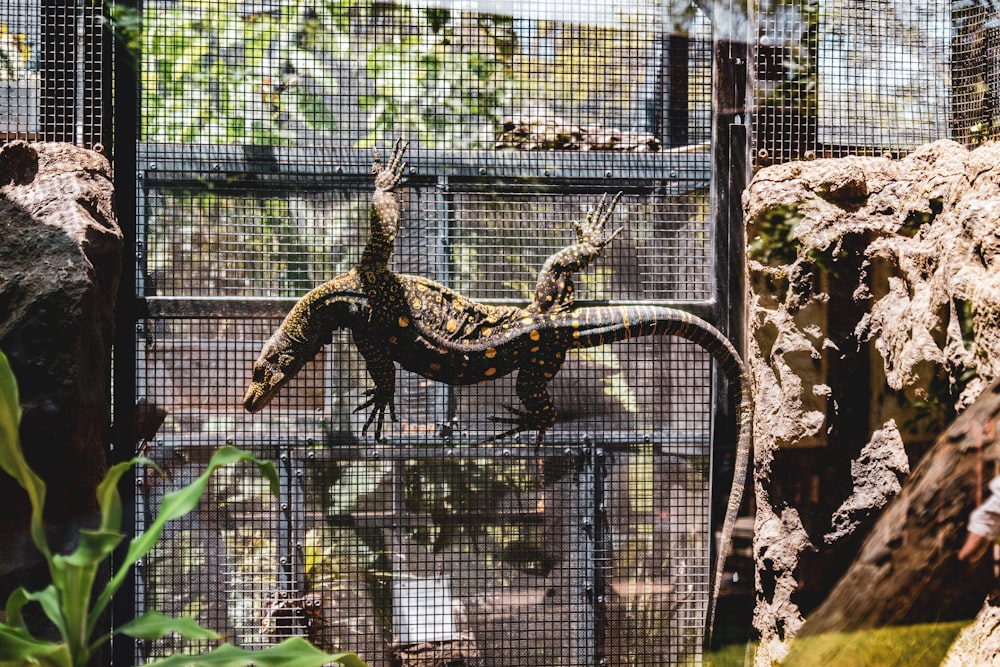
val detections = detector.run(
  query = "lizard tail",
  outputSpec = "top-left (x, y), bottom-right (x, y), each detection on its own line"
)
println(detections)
top-left (563, 305), bottom-right (751, 644)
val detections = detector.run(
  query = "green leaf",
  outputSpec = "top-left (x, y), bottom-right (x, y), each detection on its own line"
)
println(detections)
top-left (0, 625), bottom-right (71, 667)
top-left (115, 611), bottom-right (221, 642)
top-left (0, 351), bottom-right (50, 561)
top-left (61, 529), bottom-right (124, 568)
top-left (144, 637), bottom-right (367, 667)
top-left (21, 585), bottom-right (68, 641)
top-left (86, 457), bottom-right (156, 636)
top-left (0, 350), bottom-right (20, 472)
top-left (5, 587), bottom-right (31, 630)
top-left (96, 446), bottom-right (278, 617)
top-left (95, 459), bottom-right (142, 534)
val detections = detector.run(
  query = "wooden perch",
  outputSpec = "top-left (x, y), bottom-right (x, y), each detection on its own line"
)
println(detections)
top-left (799, 380), bottom-right (1000, 636)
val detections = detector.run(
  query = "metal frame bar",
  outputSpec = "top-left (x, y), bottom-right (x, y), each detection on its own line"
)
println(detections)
top-left (136, 143), bottom-right (712, 185)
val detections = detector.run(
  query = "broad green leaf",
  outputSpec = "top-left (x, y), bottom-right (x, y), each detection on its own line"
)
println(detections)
top-left (144, 637), bottom-right (367, 667)
top-left (5, 587), bottom-right (30, 630)
top-left (97, 446), bottom-right (278, 615)
top-left (0, 625), bottom-right (70, 667)
top-left (22, 586), bottom-right (67, 641)
top-left (0, 351), bottom-right (50, 561)
top-left (60, 529), bottom-right (124, 568)
top-left (115, 610), bottom-right (221, 641)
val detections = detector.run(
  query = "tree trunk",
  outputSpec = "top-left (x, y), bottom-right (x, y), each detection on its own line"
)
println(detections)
top-left (799, 380), bottom-right (1000, 636)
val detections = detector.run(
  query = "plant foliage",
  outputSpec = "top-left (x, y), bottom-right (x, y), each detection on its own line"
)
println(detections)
top-left (0, 350), bottom-right (366, 667)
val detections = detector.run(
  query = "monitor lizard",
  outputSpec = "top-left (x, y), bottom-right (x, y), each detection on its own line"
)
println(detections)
top-left (243, 139), bottom-right (752, 638)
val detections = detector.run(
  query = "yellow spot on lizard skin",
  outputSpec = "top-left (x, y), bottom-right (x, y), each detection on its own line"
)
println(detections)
top-left (572, 330), bottom-right (580, 339)
top-left (389, 336), bottom-right (398, 345)
top-left (398, 316), bottom-right (410, 327)
top-left (429, 362), bottom-right (441, 371)
top-left (482, 327), bottom-right (492, 337)
top-left (411, 298), bottom-right (422, 309)
top-left (529, 329), bottom-right (540, 341)
top-left (485, 347), bottom-right (497, 358)
top-left (485, 367), bottom-right (497, 376)
top-left (446, 320), bottom-right (458, 333)
top-left (530, 346), bottom-right (540, 353)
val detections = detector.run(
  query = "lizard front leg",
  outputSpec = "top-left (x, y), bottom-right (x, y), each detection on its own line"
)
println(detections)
top-left (360, 139), bottom-right (409, 270)
top-left (352, 334), bottom-right (398, 440)
top-left (529, 192), bottom-right (623, 313)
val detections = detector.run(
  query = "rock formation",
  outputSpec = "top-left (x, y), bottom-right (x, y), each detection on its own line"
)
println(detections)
top-left (744, 140), bottom-right (1000, 664)
top-left (0, 141), bottom-right (121, 619)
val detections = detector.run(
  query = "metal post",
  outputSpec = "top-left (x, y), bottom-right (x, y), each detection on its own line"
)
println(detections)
top-left (110, 0), bottom-right (141, 662)
top-left (433, 175), bottom-right (456, 436)
top-left (709, 6), bottom-right (751, 645)
top-left (591, 445), bottom-right (610, 666)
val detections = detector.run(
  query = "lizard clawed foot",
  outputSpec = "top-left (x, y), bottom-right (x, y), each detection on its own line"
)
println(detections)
top-left (484, 403), bottom-right (552, 445)
top-left (483, 404), bottom-right (528, 443)
top-left (574, 191), bottom-right (624, 250)
top-left (486, 402), bottom-right (524, 426)
top-left (372, 138), bottom-right (409, 191)
top-left (354, 388), bottom-right (398, 440)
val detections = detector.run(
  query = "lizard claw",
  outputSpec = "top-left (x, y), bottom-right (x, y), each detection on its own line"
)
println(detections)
top-left (575, 191), bottom-right (624, 249)
top-left (484, 403), bottom-right (552, 446)
top-left (372, 138), bottom-right (408, 191)
top-left (486, 402), bottom-right (524, 425)
top-left (354, 387), bottom-right (398, 440)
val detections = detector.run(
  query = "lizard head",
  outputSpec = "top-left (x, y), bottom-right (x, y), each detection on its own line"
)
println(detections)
top-left (243, 332), bottom-right (310, 413)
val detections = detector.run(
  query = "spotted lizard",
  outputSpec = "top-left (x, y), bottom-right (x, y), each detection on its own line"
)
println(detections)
top-left (243, 139), bottom-right (752, 638)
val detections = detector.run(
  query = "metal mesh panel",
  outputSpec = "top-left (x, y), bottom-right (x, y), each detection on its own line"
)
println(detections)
top-left (138, 1), bottom-right (713, 153)
top-left (752, 0), bottom-right (1000, 166)
top-left (135, 316), bottom-right (714, 664)
top-left (141, 184), bottom-right (712, 303)
top-left (0, 0), bottom-right (104, 146)
top-left (130, 1), bottom-right (725, 665)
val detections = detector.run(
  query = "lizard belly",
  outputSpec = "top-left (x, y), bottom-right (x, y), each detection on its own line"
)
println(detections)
top-left (388, 333), bottom-right (520, 385)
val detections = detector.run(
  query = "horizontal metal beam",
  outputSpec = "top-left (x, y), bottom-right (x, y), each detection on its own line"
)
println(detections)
top-left (137, 142), bottom-right (711, 187)
top-left (144, 431), bottom-right (710, 459)
top-left (143, 295), bottom-right (718, 321)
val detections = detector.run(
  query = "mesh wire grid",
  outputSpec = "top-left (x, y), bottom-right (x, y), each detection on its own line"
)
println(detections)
top-left (0, 0), bottom-right (104, 145)
top-left (136, 316), bottom-right (714, 664)
top-left (131, 2), bottom-right (723, 664)
top-left (752, 0), bottom-right (1000, 165)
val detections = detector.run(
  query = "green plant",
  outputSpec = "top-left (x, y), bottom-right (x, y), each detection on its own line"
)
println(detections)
top-left (748, 204), bottom-right (805, 266)
top-left (0, 350), bottom-right (366, 667)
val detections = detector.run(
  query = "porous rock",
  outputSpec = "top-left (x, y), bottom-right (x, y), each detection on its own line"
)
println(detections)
top-left (744, 140), bottom-right (1000, 664)
top-left (0, 141), bottom-right (121, 583)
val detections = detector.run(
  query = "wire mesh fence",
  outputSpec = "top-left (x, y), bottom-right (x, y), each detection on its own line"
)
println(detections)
top-left (129, 3), bottom-right (728, 665)
top-left (5, 0), bottom-right (1000, 664)
top-left (127, 4), bottom-right (724, 660)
